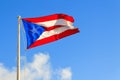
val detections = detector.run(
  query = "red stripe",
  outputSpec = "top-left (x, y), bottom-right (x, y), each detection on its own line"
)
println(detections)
top-left (22, 14), bottom-right (74, 23)
top-left (44, 25), bottom-right (64, 31)
top-left (28, 28), bottom-right (79, 49)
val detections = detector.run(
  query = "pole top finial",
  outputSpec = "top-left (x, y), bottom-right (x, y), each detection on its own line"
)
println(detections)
top-left (17, 16), bottom-right (21, 20)
top-left (17, 16), bottom-right (21, 24)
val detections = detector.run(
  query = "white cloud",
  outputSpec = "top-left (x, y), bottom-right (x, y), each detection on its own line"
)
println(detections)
top-left (21, 53), bottom-right (51, 80)
top-left (0, 63), bottom-right (16, 80)
top-left (59, 67), bottom-right (72, 80)
top-left (0, 53), bottom-right (72, 80)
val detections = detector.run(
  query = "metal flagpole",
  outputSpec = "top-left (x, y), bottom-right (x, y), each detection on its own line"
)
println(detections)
top-left (17, 16), bottom-right (21, 80)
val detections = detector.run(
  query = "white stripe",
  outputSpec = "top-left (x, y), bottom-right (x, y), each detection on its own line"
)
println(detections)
top-left (37, 26), bottom-right (76, 40)
top-left (35, 19), bottom-right (73, 27)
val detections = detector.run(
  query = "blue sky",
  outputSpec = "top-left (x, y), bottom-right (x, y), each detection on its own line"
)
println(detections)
top-left (0, 0), bottom-right (120, 80)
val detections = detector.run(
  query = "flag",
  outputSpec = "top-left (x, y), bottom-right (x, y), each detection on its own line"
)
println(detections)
top-left (22, 14), bottom-right (79, 49)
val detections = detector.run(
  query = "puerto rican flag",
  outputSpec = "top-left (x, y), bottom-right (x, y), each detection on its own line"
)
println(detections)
top-left (22, 14), bottom-right (79, 49)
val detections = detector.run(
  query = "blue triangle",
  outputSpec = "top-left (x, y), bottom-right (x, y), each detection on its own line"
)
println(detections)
top-left (22, 20), bottom-right (45, 48)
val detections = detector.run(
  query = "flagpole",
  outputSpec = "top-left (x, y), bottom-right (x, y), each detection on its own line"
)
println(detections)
top-left (17, 16), bottom-right (21, 80)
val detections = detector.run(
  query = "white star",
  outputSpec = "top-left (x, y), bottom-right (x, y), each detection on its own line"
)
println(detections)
top-left (30, 27), bottom-right (39, 34)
